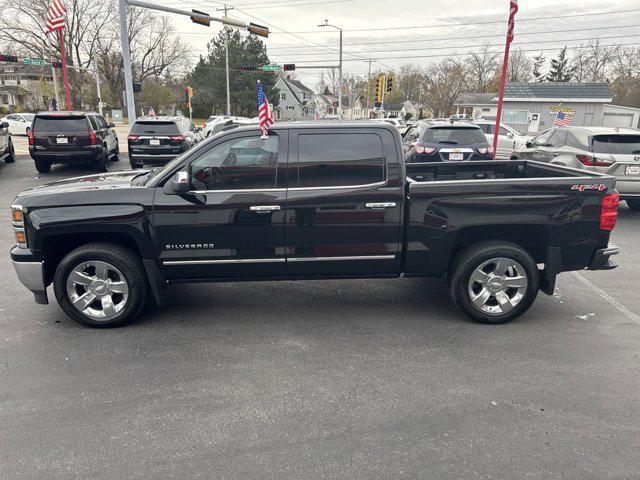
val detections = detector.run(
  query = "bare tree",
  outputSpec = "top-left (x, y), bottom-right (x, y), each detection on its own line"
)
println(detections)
top-left (507, 48), bottom-right (532, 83)
top-left (571, 40), bottom-right (619, 82)
top-left (611, 46), bottom-right (640, 108)
top-left (397, 64), bottom-right (424, 101)
top-left (422, 58), bottom-right (469, 117)
top-left (320, 68), bottom-right (339, 95)
top-left (466, 44), bottom-right (499, 92)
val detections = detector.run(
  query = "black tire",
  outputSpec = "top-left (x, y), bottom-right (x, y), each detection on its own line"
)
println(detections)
top-left (96, 147), bottom-right (110, 172)
top-left (627, 199), bottom-right (640, 211)
top-left (53, 242), bottom-right (148, 328)
top-left (112, 143), bottom-right (120, 161)
top-left (5, 139), bottom-right (15, 163)
top-left (449, 240), bottom-right (539, 324)
top-left (130, 162), bottom-right (143, 169)
top-left (35, 159), bottom-right (51, 173)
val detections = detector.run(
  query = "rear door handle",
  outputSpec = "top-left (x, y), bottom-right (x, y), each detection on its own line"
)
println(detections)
top-left (365, 202), bottom-right (397, 210)
top-left (250, 205), bottom-right (281, 213)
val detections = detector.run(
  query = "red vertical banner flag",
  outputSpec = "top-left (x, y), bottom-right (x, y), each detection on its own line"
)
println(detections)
top-left (493, 0), bottom-right (518, 159)
top-left (46, 0), bottom-right (72, 111)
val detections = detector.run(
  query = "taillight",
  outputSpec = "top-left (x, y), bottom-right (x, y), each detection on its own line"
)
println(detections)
top-left (202, 123), bottom-right (207, 129)
top-left (170, 135), bottom-right (186, 141)
top-left (577, 154), bottom-right (613, 167)
top-left (127, 135), bottom-right (139, 141)
top-left (600, 192), bottom-right (619, 231)
top-left (89, 131), bottom-right (96, 146)
top-left (415, 145), bottom-right (436, 154)
top-left (27, 130), bottom-right (34, 146)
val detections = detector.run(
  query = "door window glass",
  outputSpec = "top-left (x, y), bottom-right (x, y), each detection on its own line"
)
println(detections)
top-left (566, 132), bottom-right (585, 149)
top-left (190, 135), bottom-right (279, 191)
top-left (531, 130), bottom-right (551, 147)
top-left (88, 116), bottom-right (99, 131)
top-left (97, 116), bottom-right (109, 129)
top-left (547, 130), bottom-right (568, 148)
top-left (295, 133), bottom-right (385, 188)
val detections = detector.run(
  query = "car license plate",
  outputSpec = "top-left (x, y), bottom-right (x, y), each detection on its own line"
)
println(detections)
top-left (56, 137), bottom-right (68, 144)
top-left (449, 152), bottom-right (464, 161)
top-left (150, 139), bottom-right (160, 146)
top-left (625, 165), bottom-right (640, 175)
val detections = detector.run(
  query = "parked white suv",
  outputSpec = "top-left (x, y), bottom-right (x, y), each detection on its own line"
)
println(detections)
top-left (474, 119), bottom-right (531, 159)
top-left (379, 118), bottom-right (408, 135)
top-left (512, 126), bottom-right (640, 210)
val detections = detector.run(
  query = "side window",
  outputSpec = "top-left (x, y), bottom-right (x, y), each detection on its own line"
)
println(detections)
top-left (190, 135), bottom-right (279, 191)
top-left (295, 133), bottom-right (385, 188)
top-left (565, 132), bottom-right (585, 149)
top-left (97, 116), bottom-right (109, 129)
top-left (404, 127), bottom-right (417, 143)
top-left (547, 130), bottom-right (568, 148)
top-left (87, 116), bottom-right (99, 131)
top-left (499, 127), bottom-right (511, 136)
top-left (531, 130), bottom-right (551, 147)
top-left (478, 124), bottom-right (491, 134)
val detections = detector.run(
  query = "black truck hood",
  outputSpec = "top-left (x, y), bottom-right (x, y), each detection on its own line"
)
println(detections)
top-left (17, 170), bottom-right (149, 198)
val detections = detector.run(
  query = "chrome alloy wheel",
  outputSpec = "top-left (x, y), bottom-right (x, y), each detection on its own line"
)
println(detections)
top-left (467, 257), bottom-right (528, 315)
top-left (65, 261), bottom-right (129, 320)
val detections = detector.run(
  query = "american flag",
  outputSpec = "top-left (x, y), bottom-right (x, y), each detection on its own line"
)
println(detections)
top-left (257, 80), bottom-right (274, 138)
top-left (554, 111), bottom-right (574, 126)
top-left (507, 0), bottom-right (518, 44)
top-left (45, 0), bottom-right (67, 33)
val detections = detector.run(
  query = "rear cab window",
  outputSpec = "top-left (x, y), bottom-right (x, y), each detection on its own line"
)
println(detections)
top-left (591, 135), bottom-right (640, 155)
top-left (131, 121), bottom-right (180, 136)
top-left (33, 115), bottom-right (89, 133)
top-left (422, 127), bottom-right (487, 145)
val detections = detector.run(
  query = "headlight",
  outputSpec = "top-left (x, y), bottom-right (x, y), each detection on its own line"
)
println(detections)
top-left (11, 205), bottom-right (27, 248)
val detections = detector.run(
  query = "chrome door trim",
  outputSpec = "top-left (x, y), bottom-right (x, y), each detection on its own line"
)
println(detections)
top-left (163, 258), bottom-right (286, 266)
top-left (250, 205), bottom-right (281, 212)
top-left (287, 255), bottom-right (396, 262)
top-left (287, 180), bottom-right (387, 192)
top-left (365, 202), bottom-right (397, 210)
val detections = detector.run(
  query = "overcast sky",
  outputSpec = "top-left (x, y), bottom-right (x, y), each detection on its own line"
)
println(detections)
top-left (152, 0), bottom-right (640, 88)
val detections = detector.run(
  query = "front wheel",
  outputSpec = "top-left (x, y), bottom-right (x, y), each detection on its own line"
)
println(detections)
top-left (449, 241), bottom-right (539, 324)
top-left (5, 140), bottom-right (15, 163)
top-left (53, 242), bottom-right (148, 327)
top-left (627, 199), bottom-right (640, 211)
top-left (35, 159), bottom-right (51, 173)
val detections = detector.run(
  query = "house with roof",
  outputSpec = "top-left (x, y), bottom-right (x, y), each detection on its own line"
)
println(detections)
top-left (274, 76), bottom-right (314, 121)
top-left (453, 82), bottom-right (640, 134)
top-left (377, 100), bottom-right (418, 120)
top-left (0, 63), bottom-right (53, 112)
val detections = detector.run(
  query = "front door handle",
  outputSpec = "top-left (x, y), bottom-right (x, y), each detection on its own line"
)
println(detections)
top-left (250, 205), bottom-right (281, 213)
top-left (365, 202), bottom-right (397, 210)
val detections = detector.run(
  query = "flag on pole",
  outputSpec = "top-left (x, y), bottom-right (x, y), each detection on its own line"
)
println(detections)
top-left (507, 0), bottom-right (518, 44)
top-left (148, 107), bottom-right (156, 116)
top-left (257, 80), bottom-right (274, 138)
top-left (46, 0), bottom-right (67, 32)
top-left (554, 111), bottom-right (574, 126)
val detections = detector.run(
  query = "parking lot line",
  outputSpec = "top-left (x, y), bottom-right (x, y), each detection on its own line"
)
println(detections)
top-left (571, 271), bottom-right (640, 324)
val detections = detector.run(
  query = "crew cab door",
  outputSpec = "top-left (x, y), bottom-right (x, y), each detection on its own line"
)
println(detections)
top-left (152, 131), bottom-right (288, 280)
top-left (284, 128), bottom-right (403, 276)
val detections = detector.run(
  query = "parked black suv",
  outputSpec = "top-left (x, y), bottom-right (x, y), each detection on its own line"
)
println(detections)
top-left (29, 111), bottom-right (119, 173)
top-left (128, 116), bottom-right (204, 169)
top-left (405, 121), bottom-right (493, 162)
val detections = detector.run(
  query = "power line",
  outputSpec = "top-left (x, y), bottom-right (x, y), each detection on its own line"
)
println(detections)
top-left (270, 8), bottom-right (640, 34)
top-left (285, 41), bottom-right (640, 63)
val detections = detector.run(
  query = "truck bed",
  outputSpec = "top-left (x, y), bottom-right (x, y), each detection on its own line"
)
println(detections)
top-left (406, 159), bottom-right (606, 183)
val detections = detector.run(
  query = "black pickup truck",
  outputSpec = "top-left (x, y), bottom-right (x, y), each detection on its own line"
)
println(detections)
top-left (10, 122), bottom-right (620, 327)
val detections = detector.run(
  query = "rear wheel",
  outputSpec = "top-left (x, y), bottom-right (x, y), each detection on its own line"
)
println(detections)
top-left (35, 159), bottom-right (51, 173)
top-left (449, 241), bottom-right (539, 324)
top-left (627, 199), bottom-right (640, 211)
top-left (96, 147), bottom-right (110, 172)
top-left (111, 143), bottom-right (120, 161)
top-left (5, 139), bottom-right (15, 163)
top-left (53, 242), bottom-right (148, 328)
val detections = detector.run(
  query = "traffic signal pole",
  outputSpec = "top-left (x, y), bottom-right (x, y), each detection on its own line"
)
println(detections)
top-left (118, 0), bottom-right (137, 124)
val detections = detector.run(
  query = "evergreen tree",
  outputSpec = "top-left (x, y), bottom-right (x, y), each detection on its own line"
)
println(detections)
top-left (546, 47), bottom-right (574, 82)
top-left (532, 53), bottom-right (546, 82)
top-left (187, 28), bottom-right (278, 117)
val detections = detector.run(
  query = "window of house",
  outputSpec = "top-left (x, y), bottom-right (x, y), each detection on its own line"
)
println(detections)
top-left (294, 133), bottom-right (385, 188)
top-left (280, 93), bottom-right (286, 100)
top-left (190, 135), bottom-right (279, 191)
top-left (286, 106), bottom-right (294, 111)
top-left (1, 95), bottom-right (8, 103)
top-left (482, 107), bottom-right (491, 112)
top-left (502, 110), bottom-right (529, 124)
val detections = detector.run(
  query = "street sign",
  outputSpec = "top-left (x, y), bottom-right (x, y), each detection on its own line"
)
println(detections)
top-left (23, 58), bottom-right (45, 66)
top-left (262, 65), bottom-right (281, 71)
top-left (191, 9), bottom-right (210, 27)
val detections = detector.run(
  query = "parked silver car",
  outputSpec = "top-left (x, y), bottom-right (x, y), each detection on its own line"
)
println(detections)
top-left (511, 126), bottom-right (640, 210)
top-left (474, 119), bottom-right (531, 159)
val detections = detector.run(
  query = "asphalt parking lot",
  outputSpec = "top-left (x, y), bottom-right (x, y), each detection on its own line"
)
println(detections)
top-left (1, 141), bottom-right (639, 479)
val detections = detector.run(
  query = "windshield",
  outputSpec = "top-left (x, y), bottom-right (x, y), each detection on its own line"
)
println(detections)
top-left (22, 114), bottom-right (35, 121)
top-left (33, 116), bottom-right (88, 133)
top-left (591, 135), bottom-right (640, 155)
top-left (422, 127), bottom-right (486, 145)
top-left (131, 121), bottom-right (180, 135)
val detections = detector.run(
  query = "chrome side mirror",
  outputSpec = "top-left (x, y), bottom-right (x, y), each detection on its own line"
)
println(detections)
top-left (164, 171), bottom-right (191, 195)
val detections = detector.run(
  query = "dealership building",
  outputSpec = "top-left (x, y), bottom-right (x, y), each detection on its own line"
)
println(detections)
top-left (454, 82), bottom-right (640, 134)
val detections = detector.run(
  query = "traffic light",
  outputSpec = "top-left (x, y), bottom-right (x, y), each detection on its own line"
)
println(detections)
top-left (0, 54), bottom-right (18, 62)
top-left (191, 9), bottom-right (210, 27)
top-left (386, 76), bottom-right (393, 93)
top-left (374, 76), bottom-right (384, 107)
top-left (188, 87), bottom-right (193, 98)
top-left (283, 64), bottom-right (295, 71)
top-left (248, 22), bottom-right (269, 38)
top-left (184, 87), bottom-right (190, 107)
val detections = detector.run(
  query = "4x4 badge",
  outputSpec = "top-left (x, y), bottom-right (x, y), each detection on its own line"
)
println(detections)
top-left (571, 184), bottom-right (606, 192)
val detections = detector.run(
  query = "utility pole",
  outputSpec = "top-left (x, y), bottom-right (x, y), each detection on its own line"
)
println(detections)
top-left (118, 0), bottom-right (137, 124)
top-left (216, 4), bottom-right (232, 116)
top-left (319, 20), bottom-right (342, 119)
top-left (364, 59), bottom-right (373, 112)
top-left (93, 59), bottom-right (103, 115)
